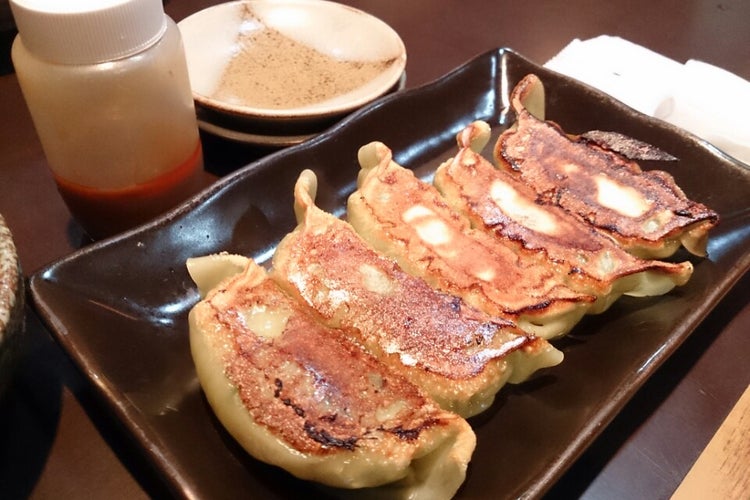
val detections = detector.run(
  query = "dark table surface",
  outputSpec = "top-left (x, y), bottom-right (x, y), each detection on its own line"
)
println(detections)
top-left (1, 0), bottom-right (748, 498)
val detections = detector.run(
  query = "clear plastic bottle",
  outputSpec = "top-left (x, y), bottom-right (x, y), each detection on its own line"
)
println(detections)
top-left (10, 0), bottom-right (203, 239)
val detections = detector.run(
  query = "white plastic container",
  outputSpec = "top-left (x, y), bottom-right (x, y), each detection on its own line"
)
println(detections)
top-left (10, 0), bottom-right (203, 238)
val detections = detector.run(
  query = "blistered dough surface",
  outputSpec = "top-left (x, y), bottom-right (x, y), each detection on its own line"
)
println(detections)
top-left (188, 256), bottom-right (475, 497)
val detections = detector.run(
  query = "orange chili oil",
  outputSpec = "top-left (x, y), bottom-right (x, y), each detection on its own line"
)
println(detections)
top-left (55, 141), bottom-right (204, 239)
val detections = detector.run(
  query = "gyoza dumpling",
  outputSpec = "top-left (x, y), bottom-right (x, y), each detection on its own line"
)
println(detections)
top-left (187, 254), bottom-right (476, 499)
top-left (271, 170), bottom-right (562, 417)
top-left (434, 120), bottom-right (694, 314)
top-left (493, 74), bottom-right (719, 259)
top-left (349, 141), bottom-right (595, 339)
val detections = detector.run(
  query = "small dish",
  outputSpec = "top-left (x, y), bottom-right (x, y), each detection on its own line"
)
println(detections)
top-left (195, 71), bottom-right (407, 146)
top-left (178, 0), bottom-right (407, 129)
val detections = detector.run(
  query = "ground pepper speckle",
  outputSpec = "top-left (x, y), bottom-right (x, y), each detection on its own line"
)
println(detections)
top-left (213, 6), bottom-right (397, 109)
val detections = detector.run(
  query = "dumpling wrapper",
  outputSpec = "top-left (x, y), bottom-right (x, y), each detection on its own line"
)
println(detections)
top-left (187, 254), bottom-right (476, 499)
top-left (493, 73), bottom-right (719, 259)
top-left (434, 120), bottom-right (694, 314)
top-left (271, 170), bottom-right (563, 417)
top-left (349, 141), bottom-right (595, 339)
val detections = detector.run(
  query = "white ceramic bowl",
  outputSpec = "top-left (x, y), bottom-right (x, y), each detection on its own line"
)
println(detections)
top-left (178, 0), bottom-right (407, 132)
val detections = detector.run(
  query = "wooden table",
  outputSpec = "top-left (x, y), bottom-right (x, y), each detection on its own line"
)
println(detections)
top-left (1, 1), bottom-right (748, 498)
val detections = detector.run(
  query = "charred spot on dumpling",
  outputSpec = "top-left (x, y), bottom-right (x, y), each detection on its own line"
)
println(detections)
top-left (303, 422), bottom-right (358, 450)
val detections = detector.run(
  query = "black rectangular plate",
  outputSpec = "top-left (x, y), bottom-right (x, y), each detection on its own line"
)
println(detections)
top-left (30, 48), bottom-right (750, 499)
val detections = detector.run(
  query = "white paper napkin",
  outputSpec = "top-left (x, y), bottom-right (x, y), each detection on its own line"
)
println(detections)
top-left (544, 35), bottom-right (750, 166)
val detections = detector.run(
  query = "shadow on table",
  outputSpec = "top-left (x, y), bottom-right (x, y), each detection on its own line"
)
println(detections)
top-left (200, 129), bottom-right (286, 178)
top-left (0, 306), bottom-right (174, 499)
top-left (0, 308), bottom-right (62, 499)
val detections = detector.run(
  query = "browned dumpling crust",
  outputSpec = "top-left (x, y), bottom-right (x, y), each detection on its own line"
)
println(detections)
top-left (493, 74), bottom-right (719, 259)
top-left (272, 170), bottom-right (562, 417)
top-left (435, 120), bottom-right (695, 314)
top-left (188, 256), bottom-right (476, 497)
top-left (349, 141), bottom-right (595, 339)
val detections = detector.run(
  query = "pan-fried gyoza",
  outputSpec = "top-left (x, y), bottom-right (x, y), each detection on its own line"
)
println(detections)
top-left (349, 141), bottom-right (595, 339)
top-left (272, 170), bottom-right (562, 417)
top-left (187, 255), bottom-right (476, 500)
top-left (434, 120), bottom-right (694, 314)
top-left (493, 74), bottom-right (719, 259)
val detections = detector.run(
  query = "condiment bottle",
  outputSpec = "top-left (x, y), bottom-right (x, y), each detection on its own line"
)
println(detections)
top-left (10, 0), bottom-right (203, 239)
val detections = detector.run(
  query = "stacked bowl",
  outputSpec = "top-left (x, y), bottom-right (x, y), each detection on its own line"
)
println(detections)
top-left (178, 0), bottom-right (407, 146)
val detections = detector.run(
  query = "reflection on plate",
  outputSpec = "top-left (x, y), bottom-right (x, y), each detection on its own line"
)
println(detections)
top-left (178, 0), bottom-right (407, 125)
top-left (29, 49), bottom-right (750, 499)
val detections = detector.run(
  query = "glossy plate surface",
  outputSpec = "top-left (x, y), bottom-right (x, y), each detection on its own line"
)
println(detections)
top-left (30, 49), bottom-right (750, 499)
